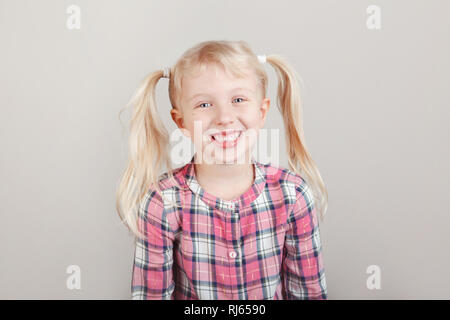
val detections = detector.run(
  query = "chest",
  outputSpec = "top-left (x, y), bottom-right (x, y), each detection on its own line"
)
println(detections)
top-left (179, 202), bottom-right (288, 258)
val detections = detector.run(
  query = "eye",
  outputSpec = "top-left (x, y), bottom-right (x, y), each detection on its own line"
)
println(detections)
top-left (233, 97), bottom-right (246, 103)
top-left (198, 102), bottom-right (212, 108)
top-left (196, 98), bottom-right (246, 109)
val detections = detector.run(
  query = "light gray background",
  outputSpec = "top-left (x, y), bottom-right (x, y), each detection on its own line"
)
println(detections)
top-left (1, 0), bottom-right (449, 299)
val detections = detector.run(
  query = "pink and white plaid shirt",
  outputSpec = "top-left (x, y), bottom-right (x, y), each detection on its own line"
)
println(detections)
top-left (131, 156), bottom-right (327, 300)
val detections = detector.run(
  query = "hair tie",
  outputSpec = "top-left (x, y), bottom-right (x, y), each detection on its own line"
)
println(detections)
top-left (257, 54), bottom-right (267, 64)
top-left (162, 67), bottom-right (170, 79)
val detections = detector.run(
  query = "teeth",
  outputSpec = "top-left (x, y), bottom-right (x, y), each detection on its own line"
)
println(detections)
top-left (212, 132), bottom-right (240, 142)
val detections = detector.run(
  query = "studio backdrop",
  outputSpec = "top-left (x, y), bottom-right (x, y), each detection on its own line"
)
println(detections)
top-left (1, 0), bottom-right (449, 299)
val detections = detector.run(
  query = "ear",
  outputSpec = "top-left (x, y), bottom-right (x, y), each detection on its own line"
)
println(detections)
top-left (170, 108), bottom-right (190, 137)
top-left (259, 97), bottom-right (270, 128)
top-left (170, 108), bottom-right (184, 129)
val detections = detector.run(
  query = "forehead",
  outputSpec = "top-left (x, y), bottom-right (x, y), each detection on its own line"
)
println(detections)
top-left (181, 64), bottom-right (257, 96)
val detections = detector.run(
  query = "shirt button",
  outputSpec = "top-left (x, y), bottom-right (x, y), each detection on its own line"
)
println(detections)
top-left (229, 251), bottom-right (237, 259)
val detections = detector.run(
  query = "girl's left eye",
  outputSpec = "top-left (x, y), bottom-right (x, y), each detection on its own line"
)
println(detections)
top-left (233, 97), bottom-right (245, 103)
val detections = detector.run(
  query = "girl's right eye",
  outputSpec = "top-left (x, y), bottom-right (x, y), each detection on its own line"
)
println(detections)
top-left (198, 102), bottom-right (211, 108)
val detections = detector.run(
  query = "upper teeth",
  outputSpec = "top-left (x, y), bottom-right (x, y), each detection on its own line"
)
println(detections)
top-left (212, 132), bottom-right (240, 142)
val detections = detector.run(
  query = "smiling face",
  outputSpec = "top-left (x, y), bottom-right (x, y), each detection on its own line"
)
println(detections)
top-left (170, 63), bottom-right (270, 165)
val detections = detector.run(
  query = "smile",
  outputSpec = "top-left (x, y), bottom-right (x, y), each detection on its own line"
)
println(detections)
top-left (209, 131), bottom-right (243, 148)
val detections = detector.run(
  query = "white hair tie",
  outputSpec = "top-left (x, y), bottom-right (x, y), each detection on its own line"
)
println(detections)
top-left (162, 67), bottom-right (170, 78)
top-left (257, 54), bottom-right (267, 64)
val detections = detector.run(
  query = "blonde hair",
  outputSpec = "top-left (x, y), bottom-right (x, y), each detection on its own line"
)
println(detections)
top-left (116, 40), bottom-right (328, 241)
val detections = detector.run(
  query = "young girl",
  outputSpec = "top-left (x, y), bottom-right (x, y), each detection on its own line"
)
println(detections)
top-left (116, 40), bottom-right (329, 300)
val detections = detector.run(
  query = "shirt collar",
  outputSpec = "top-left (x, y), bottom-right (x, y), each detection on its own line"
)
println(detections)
top-left (180, 155), bottom-right (267, 211)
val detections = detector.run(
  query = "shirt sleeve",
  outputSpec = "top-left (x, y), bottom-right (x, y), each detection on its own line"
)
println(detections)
top-left (131, 190), bottom-right (176, 300)
top-left (281, 180), bottom-right (328, 299)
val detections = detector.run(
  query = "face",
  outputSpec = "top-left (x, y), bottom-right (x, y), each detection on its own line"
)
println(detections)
top-left (171, 64), bottom-right (270, 165)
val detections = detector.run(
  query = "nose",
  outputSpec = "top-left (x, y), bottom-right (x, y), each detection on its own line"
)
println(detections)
top-left (214, 102), bottom-right (235, 126)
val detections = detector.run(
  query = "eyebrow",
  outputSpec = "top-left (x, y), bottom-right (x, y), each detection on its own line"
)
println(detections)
top-left (188, 87), bottom-right (254, 102)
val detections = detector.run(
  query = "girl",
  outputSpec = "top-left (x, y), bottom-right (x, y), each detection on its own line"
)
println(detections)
top-left (116, 40), bottom-right (328, 300)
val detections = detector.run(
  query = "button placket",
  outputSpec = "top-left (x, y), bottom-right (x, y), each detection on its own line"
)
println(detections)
top-left (224, 202), bottom-right (235, 210)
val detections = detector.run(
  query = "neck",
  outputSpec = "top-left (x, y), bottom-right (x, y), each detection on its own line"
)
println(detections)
top-left (192, 154), bottom-right (255, 197)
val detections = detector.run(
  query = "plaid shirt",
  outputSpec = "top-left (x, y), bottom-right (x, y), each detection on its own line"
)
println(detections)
top-left (131, 156), bottom-right (327, 300)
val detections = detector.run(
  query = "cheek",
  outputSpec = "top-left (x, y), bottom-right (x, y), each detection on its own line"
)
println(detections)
top-left (183, 114), bottom-right (202, 131)
top-left (184, 118), bottom-right (210, 143)
top-left (243, 112), bottom-right (262, 129)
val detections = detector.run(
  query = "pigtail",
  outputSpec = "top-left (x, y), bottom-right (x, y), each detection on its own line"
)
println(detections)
top-left (267, 55), bottom-right (328, 222)
top-left (116, 69), bottom-right (183, 242)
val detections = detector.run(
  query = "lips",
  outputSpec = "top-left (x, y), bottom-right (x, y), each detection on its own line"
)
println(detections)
top-left (211, 131), bottom-right (242, 142)
top-left (209, 129), bottom-right (242, 138)
top-left (209, 130), bottom-right (243, 148)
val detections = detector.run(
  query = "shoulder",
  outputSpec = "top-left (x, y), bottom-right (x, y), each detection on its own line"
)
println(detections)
top-left (138, 164), bottom-right (187, 232)
top-left (139, 163), bottom-right (187, 212)
top-left (156, 163), bottom-right (187, 191)
top-left (261, 161), bottom-right (310, 191)
top-left (261, 162), bottom-right (318, 229)
top-left (259, 160), bottom-right (313, 205)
